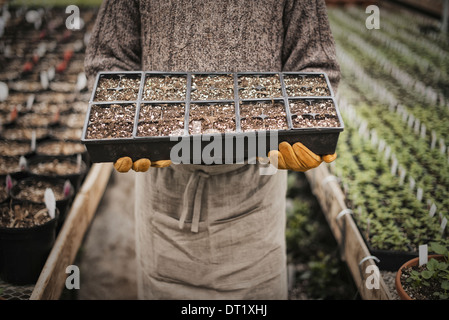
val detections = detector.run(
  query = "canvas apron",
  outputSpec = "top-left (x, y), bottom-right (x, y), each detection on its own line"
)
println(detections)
top-left (134, 163), bottom-right (288, 299)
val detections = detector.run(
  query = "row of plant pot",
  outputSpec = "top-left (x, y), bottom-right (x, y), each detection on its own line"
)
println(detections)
top-left (0, 5), bottom-right (95, 289)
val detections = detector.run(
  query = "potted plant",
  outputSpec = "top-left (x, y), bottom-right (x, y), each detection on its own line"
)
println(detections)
top-left (395, 242), bottom-right (449, 300)
top-left (0, 199), bottom-right (59, 285)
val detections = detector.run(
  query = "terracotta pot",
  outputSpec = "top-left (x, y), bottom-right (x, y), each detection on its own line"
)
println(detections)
top-left (395, 254), bottom-right (444, 300)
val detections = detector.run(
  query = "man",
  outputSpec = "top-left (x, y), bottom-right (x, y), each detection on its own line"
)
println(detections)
top-left (85, 0), bottom-right (340, 299)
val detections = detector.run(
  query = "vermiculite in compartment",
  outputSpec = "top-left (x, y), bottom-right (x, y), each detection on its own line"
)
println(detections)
top-left (86, 104), bottom-right (136, 139)
top-left (137, 103), bottom-right (185, 136)
top-left (283, 74), bottom-right (330, 97)
top-left (94, 75), bottom-right (140, 101)
top-left (189, 103), bottom-right (235, 134)
top-left (190, 74), bottom-right (234, 101)
top-left (289, 99), bottom-right (340, 128)
top-left (143, 75), bottom-right (187, 101)
top-left (238, 74), bottom-right (283, 99)
top-left (240, 101), bottom-right (288, 131)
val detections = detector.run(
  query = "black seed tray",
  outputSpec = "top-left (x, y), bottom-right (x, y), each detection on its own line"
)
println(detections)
top-left (81, 71), bottom-right (344, 163)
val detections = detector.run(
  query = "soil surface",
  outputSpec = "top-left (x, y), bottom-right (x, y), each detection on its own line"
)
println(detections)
top-left (191, 74), bottom-right (234, 101)
top-left (0, 202), bottom-right (52, 228)
top-left (94, 76), bottom-right (141, 102)
top-left (143, 75), bottom-right (187, 101)
top-left (240, 101), bottom-right (288, 131)
top-left (238, 74), bottom-right (283, 99)
top-left (284, 74), bottom-right (330, 97)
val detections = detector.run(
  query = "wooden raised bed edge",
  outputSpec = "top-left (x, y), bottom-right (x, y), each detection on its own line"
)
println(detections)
top-left (305, 164), bottom-right (393, 300)
top-left (29, 163), bottom-right (113, 300)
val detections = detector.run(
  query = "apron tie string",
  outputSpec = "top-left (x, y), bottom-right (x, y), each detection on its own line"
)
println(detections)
top-left (179, 170), bottom-right (210, 233)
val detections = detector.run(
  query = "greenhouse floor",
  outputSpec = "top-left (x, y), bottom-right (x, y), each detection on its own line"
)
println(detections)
top-left (74, 169), bottom-right (398, 300)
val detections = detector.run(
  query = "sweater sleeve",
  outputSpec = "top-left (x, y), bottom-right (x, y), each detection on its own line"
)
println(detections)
top-left (281, 0), bottom-right (340, 91)
top-left (84, 0), bottom-right (142, 90)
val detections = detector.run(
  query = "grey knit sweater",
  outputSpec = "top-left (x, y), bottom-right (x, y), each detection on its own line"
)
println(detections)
top-left (85, 0), bottom-right (340, 90)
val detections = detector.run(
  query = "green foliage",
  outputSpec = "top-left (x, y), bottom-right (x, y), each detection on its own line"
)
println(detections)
top-left (285, 172), bottom-right (357, 299)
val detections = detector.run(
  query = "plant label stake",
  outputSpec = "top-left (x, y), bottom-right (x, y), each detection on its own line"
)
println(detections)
top-left (417, 187), bottom-right (423, 202)
top-left (378, 139), bottom-right (386, 153)
top-left (40, 70), bottom-right (49, 90)
top-left (439, 138), bottom-right (446, 155)
top-left (419, 244), bottom-right (428, 266)
top-left (44, 188), bottom-right (56, 220)
top-left (420, 123), bottom-right (426, 140)
top-left (63, 180), bottom-right (73, 198)
top-left (407, 114), bottom-right (414, 129)
top-left (76, 72), bottom-right (87, 92)
top-left (390, 155), bottom-right (398, 176)
top-left (0, 81), bottom-right (8, 102)
top-left (76, 154), bottom-right (82, 172)
top-left (431, 130), bottom-right (437, 150)
top-left (47, 67), bottom-right (55, 81)
top-left (19, 156), bottom-right (27, 171)
top-left (6, 174), bottom-right (13, 192)
top-left (441, 218), bottom-right (448, 235)
top-left (399, 166), bottom-right (406, 186)
top-left (413, 118), bottom-right (420, 135)
top-left (26, 94), bottom-right (35, 110)
top-left (384, 145), bottom-right (391, 161)
top-left (31, 130), bottom-right (36, 152)
top-left (409, 176), bottom-right (416, 191)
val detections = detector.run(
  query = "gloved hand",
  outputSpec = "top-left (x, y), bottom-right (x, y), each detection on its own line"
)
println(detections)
top-left (267, 141), bottom-right (336, 172)
top-left (113, 157), bottom-right (171, 173)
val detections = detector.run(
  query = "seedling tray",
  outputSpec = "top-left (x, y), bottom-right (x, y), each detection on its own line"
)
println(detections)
top-left (81, 71), bottom-right (344, 163)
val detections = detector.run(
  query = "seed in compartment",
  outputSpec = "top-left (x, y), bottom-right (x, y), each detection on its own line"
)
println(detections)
top-left (188, 103), bottom-right (235, 134)
top-left (289, 99), bottom-right (340, 128)
top-left (94, 75), bottom-right (141, 101)
top-left (86, 104), bottom-right (136, 139)
top-left (143, 75), bottom-right (187, 101)
top-left (238, 74), bottom-right (282, 99)
top-left (137, 103), bottom-right (185, 137)
top-left (283, 74), bottom-right (330, 97)
top-left (240, 101), bottom-right (288, 132)
top-left (191, 74), bottom-right (234, 101)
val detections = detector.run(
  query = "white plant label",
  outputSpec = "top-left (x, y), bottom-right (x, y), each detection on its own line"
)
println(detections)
top-left (19, 156), bottom-right (27, 171)
top-left (44, 188), bottom-right (56, 219)
top-left (416, 187), bottom-right (423, 202)
top-left (31, 130), bottom-right (36, 152)
top-left (431, 131), bottom-right (437, 150)
top-left (409, 176), bottom-right (416, 191)
top-left (0, 81), bottom-right (8, 102)
top-left (419, 244), bottom-right (428, 267)
top-left (441, 218), bottom-right (448, 235)
top-left (26, 94), bottom-right (35, 110)
top-left (399, 166), bottom-right (406, 185)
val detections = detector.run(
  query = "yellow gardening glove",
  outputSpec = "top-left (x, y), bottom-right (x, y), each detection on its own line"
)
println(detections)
top-left (268, 141), bottom-right (337, 172)
top-left (113, 157), bottom-right (172, 173)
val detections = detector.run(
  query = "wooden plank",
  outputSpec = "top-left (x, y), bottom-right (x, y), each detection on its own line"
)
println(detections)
top-left (305, 165), bottom-right (393, 300)
top-left (29, 163), bottom-right (113, 300)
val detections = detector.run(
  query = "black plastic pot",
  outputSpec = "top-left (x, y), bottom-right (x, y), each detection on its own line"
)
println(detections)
top-left (354, 220), bottom-right (419, 271)
top-left (81, 71), bottom-right (344, 163)
top-left (0, 201), bottom-right (59, 285)
top-left (0, 155), bottom-right (29, 180)
top-left (10, 176), bottom-right (74, 233)
top-left (27, 155), bottom-right (87, 193)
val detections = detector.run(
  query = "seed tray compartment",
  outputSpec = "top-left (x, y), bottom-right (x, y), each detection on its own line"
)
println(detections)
top-left (81, 71), bottom-right (344, 163)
